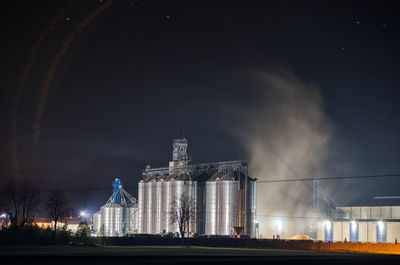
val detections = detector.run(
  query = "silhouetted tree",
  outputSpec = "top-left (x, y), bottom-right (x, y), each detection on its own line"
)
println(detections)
top-left (57, 223), bottom-right (73, 243)
top-left (45, 190), bottom-right (70, 235)
top-left (1, 181), bottom-right (39, 229)
top-left (169, 192), bottom-right (195, 239)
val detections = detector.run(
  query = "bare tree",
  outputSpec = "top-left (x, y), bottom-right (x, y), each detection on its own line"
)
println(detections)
top-left (169, 192), bottom-right (196, 238)
top-left (1, 181), bottom-right (39, 229)
top-left (45, 190), bottom-right (70, 234)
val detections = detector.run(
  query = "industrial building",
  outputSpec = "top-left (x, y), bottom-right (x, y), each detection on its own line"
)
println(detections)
top-left (251, 179), bottom-right (400, 242)
top-left (317, 206), bottom-right (400, 243)
top-left (137, 138), bottom-right (257, 237)
top-left (93, 178), bottom-right (138, 236)
top-left (31, 217), bottom-right (89, 233)
top-left (91, 139), bottom-right (400, 242)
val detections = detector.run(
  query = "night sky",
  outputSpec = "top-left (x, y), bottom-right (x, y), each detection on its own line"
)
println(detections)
top-left (1, 0), bottom-right (399, 214)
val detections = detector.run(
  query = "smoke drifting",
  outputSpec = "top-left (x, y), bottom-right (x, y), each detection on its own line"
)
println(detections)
top-left (231, 69), bottom-right (334, 237)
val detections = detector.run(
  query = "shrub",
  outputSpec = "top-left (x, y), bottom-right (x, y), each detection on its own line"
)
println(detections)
top-left (74, 221), bottom-right (91, 245)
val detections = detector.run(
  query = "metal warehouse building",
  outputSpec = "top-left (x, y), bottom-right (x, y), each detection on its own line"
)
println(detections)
top-left (317, 206), bottom-right (400, 243)
top-left (137, 138), bottom-right (257, 237)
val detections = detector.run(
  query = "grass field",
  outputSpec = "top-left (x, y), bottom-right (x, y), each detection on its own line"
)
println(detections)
top-left (0, 245), bottom-right (360, 256)
top-left (0, 245), bottom-right (398, 265)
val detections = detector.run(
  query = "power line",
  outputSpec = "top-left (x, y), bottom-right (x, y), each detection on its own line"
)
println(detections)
top-left (15, 173), bottom-right (400, 193)
top-left (140, 210), bottom-right (324, 221)
top-left (255, 214), bottom-right (323, 220)
top-left (374, 196), bottom-right (400, 200)
top-left (255, 174), bottom-right (400, 183)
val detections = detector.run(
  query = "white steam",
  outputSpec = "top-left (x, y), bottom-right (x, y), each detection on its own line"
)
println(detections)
top-left (231, 69), bottom-right (334, 237)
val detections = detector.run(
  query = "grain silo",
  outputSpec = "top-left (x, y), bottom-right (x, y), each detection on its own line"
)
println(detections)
top-left (93, 178), bottom-right (138, 236)
top-left (93, 211), bottom-right (101, 234)
top-left (137, 174), bottom-right (198, 235)
top-left (100, 202), bottom-right (123, 236)
top-left (137, 138), bottom-right (257, 237)
top-left (205, 170), bottom-right (256, 237)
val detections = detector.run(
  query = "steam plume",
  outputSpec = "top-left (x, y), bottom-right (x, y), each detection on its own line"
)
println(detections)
top-left (231, 69), bottom-right (334, 236)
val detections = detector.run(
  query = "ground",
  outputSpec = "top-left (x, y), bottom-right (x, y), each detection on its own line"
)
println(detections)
top-left (0, 245), bottom-right (398, 264)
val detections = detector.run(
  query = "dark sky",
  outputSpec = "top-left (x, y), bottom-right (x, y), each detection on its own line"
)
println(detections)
top-left (1, 0), bottom-right (399, 214)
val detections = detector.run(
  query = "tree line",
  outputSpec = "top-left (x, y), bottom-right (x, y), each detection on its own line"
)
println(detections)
top-left (0, 180), bottom-right (91, 245)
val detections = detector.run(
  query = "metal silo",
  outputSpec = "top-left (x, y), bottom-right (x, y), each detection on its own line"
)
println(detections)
top-left (145, 181), bottom-right (153, 233)
top-left (168, 178), bottom-right (191, 234)
top-left (93, 211), bottom-right (101, 234)
top-left (93, 178), bottom-right (138, 237)
top-left (167, 180), bottom-right (179, 233)
top-left (137, 181), bottom-right (145, 233)
top-left (217, 180), bottom-right (239, 235)
top-left (216, 180), bottom-right (224, 234)
top-left (190, 181), bottom-right (198, 233)
top-left (123, 205), bottom-right (137, 233)
top-left (204, 169), bottom-right (256, 237)
top-left (153, 181), bottom-right (162, 233)
top-left (101, 203), bottom-right (123, 236)
top-left (161, 180), bottom-right (170, 233)
top-left (246, 180), bottom-right (256, 238)
top-left (137, 139), bottom-right (259, 237)
top-left (195, 181), bottom-right (206, 235)
top-left (205, 181), bottom-right (217, 235)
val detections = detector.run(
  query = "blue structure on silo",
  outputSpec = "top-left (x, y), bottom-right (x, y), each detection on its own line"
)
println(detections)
top-left (112, 178), bottom-right (121, 203)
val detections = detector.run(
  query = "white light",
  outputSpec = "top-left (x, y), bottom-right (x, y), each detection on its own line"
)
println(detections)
top-left (351, 220), bottom-right (357, 233)
top-left (324, 220), bottom-right (331, 231)
top-left (80, 211), bottom-right (86, 217)
top-left (0, 213), bottom-right (6, 218)
top-left (378, 221), bottom-right (384, 232)
top-left (276, 220), bottom-right (282, 233)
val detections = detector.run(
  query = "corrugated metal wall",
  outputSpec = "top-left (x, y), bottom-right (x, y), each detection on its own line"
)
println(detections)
top-left (318, 221), bottom-right (400, 243)
top-left (138, 179), bottom-right (199, 235)
top-left (93, 211), bottom-right (101, 234)
top-left (138, 171), bottom-right (256, 237)
top-left (204, 180), bottom-right (256, 237)
top-left (138, 181), bottom-right (145, 233)
top-left (205, 181), bottom-right (217, 235)
top-left (100, 204), bottom-right (123, 236)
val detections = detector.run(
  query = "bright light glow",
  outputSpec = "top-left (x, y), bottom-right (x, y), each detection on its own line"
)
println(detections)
top-left (378, 221), bottom-right (384, 232)
top-left (80, 211), bottom-right (86, 217)
top-left (351, 220), bottom-right (357, 232)
top-left (275, 220), bottom-right (282, 233)
top-left (0, 213), bottom-right (6, 218)
top-left (324, 220), bottom-right (331, 231)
